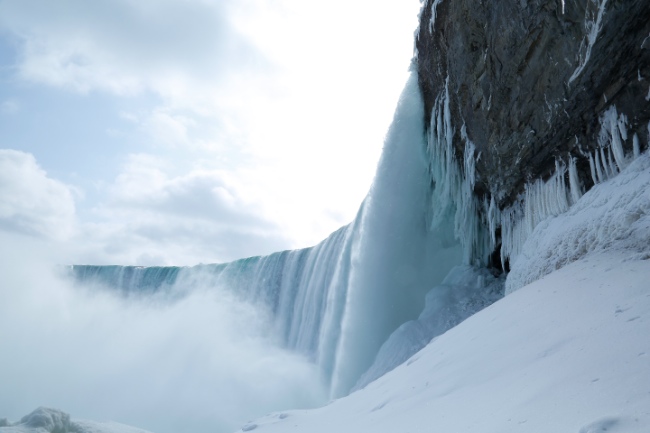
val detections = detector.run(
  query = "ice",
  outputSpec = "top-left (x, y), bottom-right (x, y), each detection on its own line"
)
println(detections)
top-left (498, 103), bottom-right (639, 266)
top-left (568, 0), bottom-right (610, 84)
top-left (506, 151), bottom-right (650, 293)
top-left (500, 160), bottom-right (572, 265)
top-left (588, 151), bottom-right (598, 184)
top-left (568, 156), bottom-right (583, 204)
top-left (425, 78), bottom-right (493, 266)
top-left (428, 0), bottom-right (444, 33)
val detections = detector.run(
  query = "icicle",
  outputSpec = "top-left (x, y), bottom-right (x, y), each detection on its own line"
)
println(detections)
top-left (487, 196), bottom-right (499, 247)
top-left (568, 156), bottom-right (583, 204)
top-left (606, 106), bottom-right (628, 170)
top-left (499, 160), bottom-right (574, 265)
top-left (599, 147), bottom-right (611, 179)
top-left (588, 152), bottom-right (598, 185)
top-left (607, 147), bottom-right (618, 177)
top-left (595, 149), bottom-right (605, 183)
top-left (633, 133), bottom-right (641, 158)
top-left (598, 106), bottom-right (628, 171)
top-left (424, 78), bottom-right (492, 266)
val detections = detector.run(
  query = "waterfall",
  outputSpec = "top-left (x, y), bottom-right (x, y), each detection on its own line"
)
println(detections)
top-left (70, 71), bottom-right (464, 398)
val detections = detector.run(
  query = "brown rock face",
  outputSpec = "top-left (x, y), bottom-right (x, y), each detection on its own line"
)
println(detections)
top-left (416, 0), bottom-right (650, 207)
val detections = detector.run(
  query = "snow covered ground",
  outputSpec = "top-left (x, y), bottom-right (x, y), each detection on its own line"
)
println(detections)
top-left (241, 251), bottom-right (650, 433)
top-left (237, 154), bottom-right (650, 433)
top-left (0, 408), bottom-right (152, 433)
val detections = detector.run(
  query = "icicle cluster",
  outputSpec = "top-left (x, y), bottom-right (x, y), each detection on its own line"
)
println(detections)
top-left (588, 106), bottom-right (629, 184)
top-left (424, 78), bottom-right (493, 266)
top-left (500, 161), bottom-right (576, 265)
top-left (499, 105), bottom-right (641, 267)
top-left (424, 86), bottom-right (644, 270)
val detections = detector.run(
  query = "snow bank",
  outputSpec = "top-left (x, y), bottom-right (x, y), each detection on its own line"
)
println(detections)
top-left (506, 151), bottom-right (650, 294)
top-left (0, 408), bottom-right (152, 433)
top-left (242, 251), bottom-right (650, 433)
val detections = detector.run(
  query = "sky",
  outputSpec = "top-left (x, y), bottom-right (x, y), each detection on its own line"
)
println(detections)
top-left (0, 0), bottom-right (421, 266)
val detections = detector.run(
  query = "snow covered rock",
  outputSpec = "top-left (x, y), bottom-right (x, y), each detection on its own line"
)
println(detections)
top-left (0, 408), bottom-right (152, 433)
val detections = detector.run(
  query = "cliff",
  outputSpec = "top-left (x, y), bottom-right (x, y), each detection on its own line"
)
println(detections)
top-left (416, 0), bottom-right (650, 208)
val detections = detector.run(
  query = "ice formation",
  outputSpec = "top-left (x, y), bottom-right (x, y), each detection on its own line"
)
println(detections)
top-left (424, 78), bottom-right (492, 266)
top-left (495, 104), bottom-right (641, 267)
top-left (506, 152), bottom-right (650, 294)
top-left (428, 0), bottom-right (444, 33)
top-left (568, 0), bottom-right (610, 84)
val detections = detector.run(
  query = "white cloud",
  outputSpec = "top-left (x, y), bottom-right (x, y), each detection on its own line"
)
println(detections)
top-left (0, 0), bottom-right (422, 262)
top-left (0, 149), bottom-right (76, 239)
top-left (73, 154), bottom-right (291, 265)
top-left (0, 0), bottom-right (261, 103)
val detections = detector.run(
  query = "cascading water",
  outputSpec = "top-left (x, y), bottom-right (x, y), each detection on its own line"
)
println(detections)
top-left (70, 71), bottom-right (464, 399)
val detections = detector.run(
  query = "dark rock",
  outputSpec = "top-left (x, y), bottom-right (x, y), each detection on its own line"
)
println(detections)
top-left (416, 0), bottom-right (650, 207)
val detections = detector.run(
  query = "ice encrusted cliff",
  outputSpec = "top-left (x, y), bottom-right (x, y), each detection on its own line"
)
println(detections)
top-left (416, 0), bottom-right (650, 267)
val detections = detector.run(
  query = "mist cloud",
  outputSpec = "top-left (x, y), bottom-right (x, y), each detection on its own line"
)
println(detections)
top-left (0, 234), bottom-right (326, 433)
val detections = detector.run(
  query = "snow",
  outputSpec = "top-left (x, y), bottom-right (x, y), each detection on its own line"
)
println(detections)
top-left (240, 251), bottom-right (650, 433)
top-left (0, 408), bottom-right (152, 433)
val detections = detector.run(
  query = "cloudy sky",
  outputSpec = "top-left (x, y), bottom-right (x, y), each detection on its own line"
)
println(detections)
top-left (0, 0), bottom-right (421, 266)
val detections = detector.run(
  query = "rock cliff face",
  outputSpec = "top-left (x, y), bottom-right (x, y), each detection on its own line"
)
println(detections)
top-left (416, 0), bottom-right (650, 206)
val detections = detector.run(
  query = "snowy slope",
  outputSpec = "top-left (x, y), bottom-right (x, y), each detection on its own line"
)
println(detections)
top-left (242, 252), bottom-right (650, 433)
top-left (238, 155), bottom-right (650, 433)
